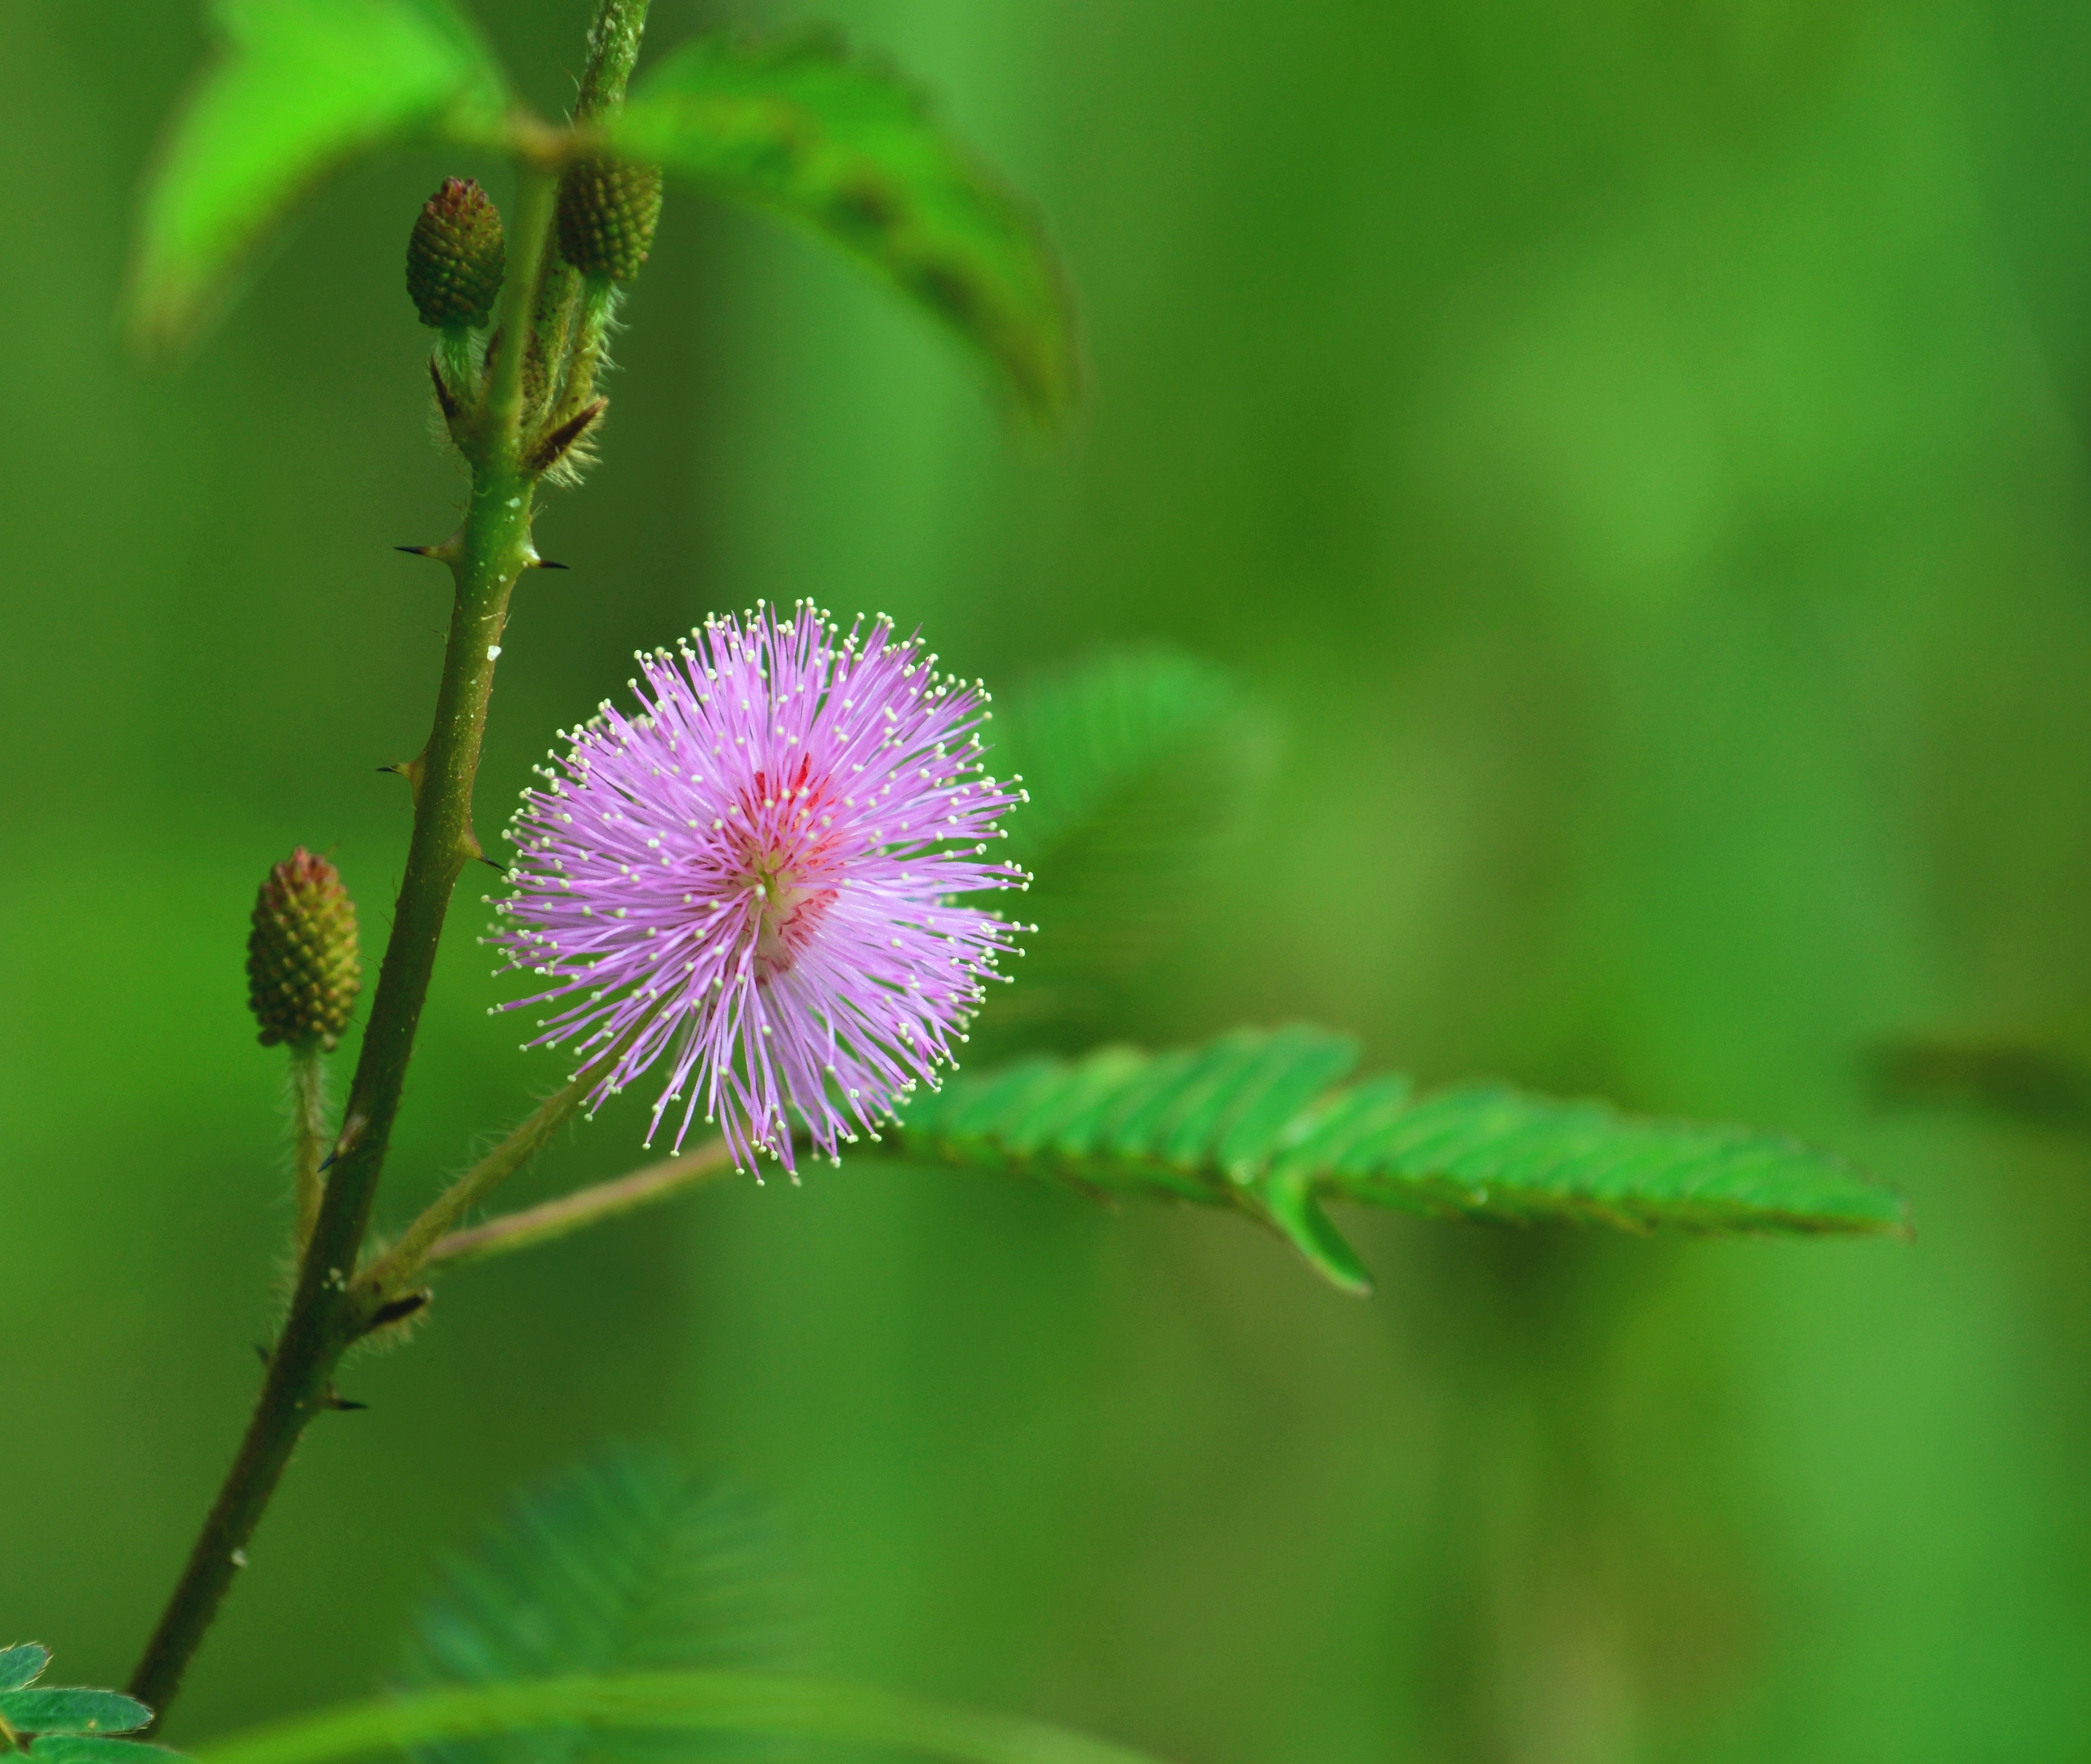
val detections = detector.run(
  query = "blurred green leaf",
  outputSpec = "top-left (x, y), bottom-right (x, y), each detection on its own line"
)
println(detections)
top-left (399, 1445), bottom-right (805, 1764)
top-left (986, 650), bottom-right (1275, 1026)
top-left (872, 1025), bottom-right (1908, 1294)
top-left (1872, 1035), bottom-right (2091, 1130)
top-left (194, 1674), bottom-right (1168, 1764)
top-left (31, 1739), bottom-right (189, 1764)
top-left (609, 28), bottom-right (1077, 420)
top-left (0, 1692), bottom-right (150, 1737)
top-left (996, 649), bottom-right (1272, 869)
top-left (0, 1649), bottom-right (49, 1695)
top-left (128, 0), bottom-right (510, 355)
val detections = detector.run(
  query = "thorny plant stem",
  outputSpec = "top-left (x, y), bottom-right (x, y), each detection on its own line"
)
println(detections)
top-left (573, 0), bottom-right (651, 121)
top-left (289, 1045), bottom-right (327, 1253)
top-left (129, 0), bottom-right (655, 1721)
top-left (426, 1138), bottom-right (736, 1274)
top-left (126, 162), bottom-right (567, 1735)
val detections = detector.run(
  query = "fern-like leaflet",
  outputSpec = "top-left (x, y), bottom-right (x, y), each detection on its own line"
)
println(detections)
top-left (398, 1447), bottom-right (805, 1764)
top-left (867, 1025), bottom-right (1906, 1293)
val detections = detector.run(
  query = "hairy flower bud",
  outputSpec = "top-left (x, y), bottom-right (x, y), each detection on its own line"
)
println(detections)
top-left (554, 158), bottom-right (664, 283)
top-left (407, 177), bottom-right (506, 329)
top-left (247, 849), bottom-right (362, 1051)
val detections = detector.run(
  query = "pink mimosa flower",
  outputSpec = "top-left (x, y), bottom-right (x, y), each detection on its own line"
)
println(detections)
top-left (493, 602), bottom-right (1028, 1175)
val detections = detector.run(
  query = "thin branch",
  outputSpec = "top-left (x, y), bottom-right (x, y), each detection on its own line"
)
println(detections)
top-left (288, 1045), bottom-right (327, 1254)
top-left (357, 1075), bottom-right (592, 1297)
top-left (425, 1139), bottom-right (737, 1274)
top-left (484, 165), bottom-right (558, 462)
top-left (358, 1017), bottom-right (656, 1296)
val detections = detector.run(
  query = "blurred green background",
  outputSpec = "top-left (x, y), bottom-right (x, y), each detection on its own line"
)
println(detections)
top-left (5, 0), bottom-right (2091, 1759)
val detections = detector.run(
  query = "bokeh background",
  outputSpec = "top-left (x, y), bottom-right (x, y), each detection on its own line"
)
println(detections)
top-left (5, 0), bottom-right (2091, 1759)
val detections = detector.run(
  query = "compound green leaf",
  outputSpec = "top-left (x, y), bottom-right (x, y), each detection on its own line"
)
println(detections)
top-left (0, 1691), bottom-right (152, 1737)
top-left (609, 28), bottom-right (1076, 419)
top-left (129, 0), bottom-right (510, 354)
top-left (870, 1026), bottom-right (1907, 1294)
top-left (194, 1673), bottom-right (1168, 1764)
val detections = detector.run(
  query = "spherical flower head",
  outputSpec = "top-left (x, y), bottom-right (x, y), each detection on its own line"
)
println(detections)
top-left (494, 602), bottom-right (1030, 1176)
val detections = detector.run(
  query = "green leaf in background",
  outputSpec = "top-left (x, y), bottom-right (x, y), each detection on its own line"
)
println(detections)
top-left (984, 649), bottom-right (1276, 1029)
top-left (128, 0), bottom-right (510, 355)
top-left (31, 1740), bottom-right (189, 1764)
top-left (0, 1693), bottom-right (151, 1739)
top-left (870, 1025), bottom-right (1908, 1294)
top-left (609, 28), bottom-right (1077, 420)
top-left (996, 649), bottom-right (1274, 871)
top-left (195, 1675), bottom-right (1168, 1764)
top-left (399, 1445), bottom-right (805, 1764)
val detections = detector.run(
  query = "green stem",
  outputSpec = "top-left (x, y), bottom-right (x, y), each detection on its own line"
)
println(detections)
top-left (289, 1045), bottom-right (327, 1253)
top-left (485, 168), bottom-right (558, 466)
top-left (359, 1017), bottom-right (654, 1297)
top-left (573, 0), bottom-right (651, 121)
top-left (549, 279), bottom-right (619, 429)
top-left (424, 1137), bottom-right (736, 1274)
top-left (126, 164), bottom-right (560, 1735)
top-left (359, 1076), bottom-right (594, 1296)
top-left (530, 0), bottom-right (646, 432)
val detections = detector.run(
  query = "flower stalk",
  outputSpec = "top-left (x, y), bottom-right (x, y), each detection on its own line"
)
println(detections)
top-left (356, 1045), bottom-right (615, 1301)
top-left (289, 1045), bottom-right (327, 1253)
top-left (425, 1138), bottom-right (736, 1274)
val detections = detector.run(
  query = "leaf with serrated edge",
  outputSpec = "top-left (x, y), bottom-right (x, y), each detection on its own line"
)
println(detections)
top-left (129, 0), bottom-right (509, 354)
top-left (873, 1026), bottom-right (1907, 1292)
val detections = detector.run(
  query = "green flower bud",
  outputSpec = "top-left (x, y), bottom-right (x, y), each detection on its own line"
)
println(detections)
top-left (247, 849), bottom-right (361, 1051)
top-left (407, 178), bottom-right (505, 329)
top-left (555, 158), bottom-right (664, 283)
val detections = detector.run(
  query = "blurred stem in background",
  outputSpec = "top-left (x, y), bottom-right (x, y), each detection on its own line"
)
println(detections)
top-left (1404, 1231), bottom-right (1740, 1764)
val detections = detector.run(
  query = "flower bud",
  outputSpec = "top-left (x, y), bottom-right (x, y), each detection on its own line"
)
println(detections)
top-left (247, 849), bottom-right (361, 1051)
top-left (554, 158), bottom-right (664, 283)
top-left (407, 178), bottom-right (505, 329)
